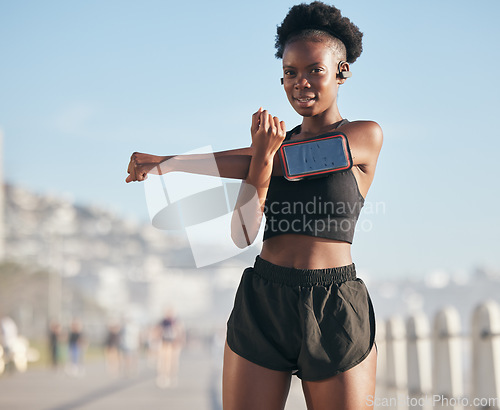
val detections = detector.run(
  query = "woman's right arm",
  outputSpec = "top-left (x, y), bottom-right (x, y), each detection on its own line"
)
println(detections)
top-left (125, 148), bottom-right (254, 183)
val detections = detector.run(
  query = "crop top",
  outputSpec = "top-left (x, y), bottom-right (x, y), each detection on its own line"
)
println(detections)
top-left (263, 121), bottom-right (365, 244)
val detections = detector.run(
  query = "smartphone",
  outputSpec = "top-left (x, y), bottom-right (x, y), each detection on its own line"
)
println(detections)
top-left (279, 132), bottom-right (352, 181)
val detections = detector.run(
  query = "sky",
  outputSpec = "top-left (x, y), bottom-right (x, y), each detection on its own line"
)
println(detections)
top-left (1, 0), bottom-right (499, 280)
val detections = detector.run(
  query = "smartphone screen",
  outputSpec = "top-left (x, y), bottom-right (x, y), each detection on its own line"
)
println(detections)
top-left (281, 135), bottom-right (350, 179)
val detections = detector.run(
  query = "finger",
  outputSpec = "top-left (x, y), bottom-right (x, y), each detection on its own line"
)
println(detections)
top-left (128, 159), bottom-right (138, 180)
top-left (251, 109), bottom-right (261, 133)
top-left (268, 114), bottom-right (277, 134)
top-left (127, 166), bottom-right (135, 182)
top-left (126, 166), bottom-right (140, 182)
top-left (260, 110), bottom-right (269, 130)
top-left (126, 168), bottom-right (137, 183)
top-left (273, 116), bottom-right (280, 132)
top-left (252, 107), bottom-right (262, 118)
top-left (127, 160), bottom-right (134, 175)
top-left (279, 120), bottom-right (286, 137)
top-left (251, 107), bottom-right (262, 132)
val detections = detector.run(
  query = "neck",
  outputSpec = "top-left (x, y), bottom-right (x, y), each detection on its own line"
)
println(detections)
top-left (300, 105), bottom-right (343, 136)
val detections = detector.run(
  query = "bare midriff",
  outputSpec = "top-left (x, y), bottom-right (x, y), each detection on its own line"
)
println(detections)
top-left (259, 234), bottom-right (353, 270)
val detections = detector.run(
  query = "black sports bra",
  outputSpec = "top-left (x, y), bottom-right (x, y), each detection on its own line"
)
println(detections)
top-left (263, 120), bottom-right (364, 244)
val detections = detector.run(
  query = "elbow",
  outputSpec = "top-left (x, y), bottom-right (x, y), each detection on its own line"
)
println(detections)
top-left (231, 225), bottom-right (253, 249)
top-left (231, 207), bottom-right (254, 248)
top-left (232, 236), bottom-right (250, 249)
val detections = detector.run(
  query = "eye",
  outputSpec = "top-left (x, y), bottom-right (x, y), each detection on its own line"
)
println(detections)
top-left (283, 69), bottom-right (296, 77)
top-left (311, 67), bottom-right (324, 74)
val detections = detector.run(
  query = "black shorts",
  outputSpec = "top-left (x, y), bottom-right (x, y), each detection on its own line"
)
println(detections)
top-left (226, 256), bottom-right (376, 381)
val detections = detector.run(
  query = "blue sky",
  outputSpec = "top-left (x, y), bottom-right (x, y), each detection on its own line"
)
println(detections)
top-left (1, 0), bottom-right (499, 279)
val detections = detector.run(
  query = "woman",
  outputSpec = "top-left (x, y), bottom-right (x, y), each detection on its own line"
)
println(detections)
top-left (126, 2), bottom-right (382, 408)
top-left (156, 308), bottom-right (185, 388)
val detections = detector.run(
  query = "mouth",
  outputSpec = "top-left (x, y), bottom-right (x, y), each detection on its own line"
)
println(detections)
top-left (294, 96), bottom-right (316, 107)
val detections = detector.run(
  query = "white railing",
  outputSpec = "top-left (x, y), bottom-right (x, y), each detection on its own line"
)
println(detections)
top-left (374, 301), bottom-right (500, 410)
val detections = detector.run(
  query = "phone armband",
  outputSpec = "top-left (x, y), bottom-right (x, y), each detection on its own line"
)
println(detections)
top-left (279, 132), bottom-right (353, 181)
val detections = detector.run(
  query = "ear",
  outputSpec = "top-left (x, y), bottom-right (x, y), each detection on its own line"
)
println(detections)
top-left (337, 61), bottom-right (351, 84)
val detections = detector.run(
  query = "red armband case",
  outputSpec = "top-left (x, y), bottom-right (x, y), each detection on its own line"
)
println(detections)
top-left (279, 132), bottom-right (353, 181)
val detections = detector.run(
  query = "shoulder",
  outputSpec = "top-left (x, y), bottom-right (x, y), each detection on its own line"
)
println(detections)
top-left (344, 120), bottom-right (383, 150)
top-left (340, 120), bottom-right (383, 168)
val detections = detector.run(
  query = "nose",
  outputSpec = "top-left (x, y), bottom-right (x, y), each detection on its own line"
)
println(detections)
top-left (294, 74), bottom-right (311, 89)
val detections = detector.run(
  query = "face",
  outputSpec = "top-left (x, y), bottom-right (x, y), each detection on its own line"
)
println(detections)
top-left (282, 40), bottom-right (342, 118)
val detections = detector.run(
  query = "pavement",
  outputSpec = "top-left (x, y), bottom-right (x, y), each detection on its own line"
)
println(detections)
top-left (0, 345), bottom-right (308, 410)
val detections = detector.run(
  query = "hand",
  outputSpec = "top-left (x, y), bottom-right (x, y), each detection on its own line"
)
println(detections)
top-left (250, 108), bottom-right (286, 159)
top-left (125, 152), bottom-right (168, 183)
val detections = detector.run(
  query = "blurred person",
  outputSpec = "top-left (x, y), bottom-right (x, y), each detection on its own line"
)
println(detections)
top-left (119, 317), bottom-right (141, 376)
top-left (156, 308), bottom-right (185, 388)
top-left (104, 322), bottom-right (121, 376)
top-left (66, 319), bottom-right (85, 376)
top-left (0, 314), bottom-right (18, 373)
top-left (48, 320), bottom-right (63, 370)
top-left (145, 324), bottom-right (160, 369)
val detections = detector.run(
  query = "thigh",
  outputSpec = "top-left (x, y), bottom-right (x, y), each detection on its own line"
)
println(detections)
top-left (301, 345), bottom-right (377, 410)
top-left (158, 343), bottom-right (173, 366)
top-left (223, 341), bottom-right (292, 410)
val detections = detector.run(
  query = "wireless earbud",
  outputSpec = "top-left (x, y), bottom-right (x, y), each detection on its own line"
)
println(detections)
top-left (337, 61), bottom-right (352, 79)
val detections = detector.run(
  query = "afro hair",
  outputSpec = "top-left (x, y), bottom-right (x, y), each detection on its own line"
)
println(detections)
top-left (275, 2), bottom-right (363, 63)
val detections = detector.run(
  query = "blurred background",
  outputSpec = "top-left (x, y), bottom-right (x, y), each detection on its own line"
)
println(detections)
top-left (1, 0), bottom-right (499, 409)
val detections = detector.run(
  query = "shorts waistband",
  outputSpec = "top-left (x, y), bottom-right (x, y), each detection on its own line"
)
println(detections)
top-left (253, 256), bottom-right (356, 287)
